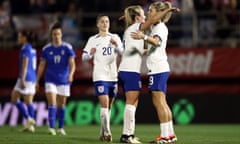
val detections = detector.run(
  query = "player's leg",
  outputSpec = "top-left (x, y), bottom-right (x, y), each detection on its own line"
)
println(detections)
top-left (12, 80), bottom-right (36, 132)
top-left (151, 91), bottom-right (170, 142)
top-left (98, 95), bottom-right (112, 141)
top-left (45, 83), bottom-right (57, 135)
top-left (95, 81), bottom-right (112, 141)
top-left (24, 94), bottom-right (35, 119)
top-left (23, 94), bottom-right (35, 132)
top-left (11, 79), bottom-right (30, 121)
top-left (11, 90), bottom-right (29, 119)
top-left (56, 84), bottom-right (70, 135)
top-left (119, 72), bottom-right (141, 143)
top-left (56, 95), bottom-right (67, 135)
top-left (150, 72), bottom-right (177, 143)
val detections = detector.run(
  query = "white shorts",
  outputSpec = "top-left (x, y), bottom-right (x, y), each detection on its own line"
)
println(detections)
top-left (13, 79), bottom-right (36, 95)
top-left (45, 83), bottom-right (70, 97)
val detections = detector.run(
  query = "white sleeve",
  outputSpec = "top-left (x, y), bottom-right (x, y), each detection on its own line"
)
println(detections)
top-left (114, 34), bottom-right (124, 54)
top-left (82, 52), bottom-right (92, 61)
top-left (82, 37), bottom-right (94, 61)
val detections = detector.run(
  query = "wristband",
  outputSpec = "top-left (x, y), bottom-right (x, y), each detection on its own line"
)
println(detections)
top-left (144, 35), bottom-right (148, 41)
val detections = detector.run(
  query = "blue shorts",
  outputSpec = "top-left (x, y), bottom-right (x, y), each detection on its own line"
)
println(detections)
top-left (148, 72), bottom-right (170, 94)
top-left (118, 71), bottom-right (141, 92)
top-left (94, 81), bottom-right (118, 98)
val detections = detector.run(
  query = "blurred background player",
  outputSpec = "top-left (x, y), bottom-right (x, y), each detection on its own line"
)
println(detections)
top-left (131, 1), bottom-right (179, 144)
top-left (82, 14), bottom-right (123, 142)
top-left (36, 21), bottom-right (76, 135)
top-left (11, 30), bottom-right (37, 132)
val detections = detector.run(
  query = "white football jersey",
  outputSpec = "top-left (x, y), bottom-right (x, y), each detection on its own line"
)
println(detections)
top-left (82, 33), bottom-right (123, 81)
top-left (147, 22), bottom-right (170, 74)
top-left (118, 23), bottom-right (144, 73)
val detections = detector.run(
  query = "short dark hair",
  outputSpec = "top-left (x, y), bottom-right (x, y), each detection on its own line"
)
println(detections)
top-left (20, 30), bottom-right (36, 43)
top-left (50, 21), bottom-right (62, 33)
top-left (96, 13), bottom-right (109, 23)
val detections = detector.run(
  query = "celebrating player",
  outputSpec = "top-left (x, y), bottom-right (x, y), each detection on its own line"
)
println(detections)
top-left (131, 1), bottom-right (179, 144)
top-left (118, 4), bottom-right (179, 143)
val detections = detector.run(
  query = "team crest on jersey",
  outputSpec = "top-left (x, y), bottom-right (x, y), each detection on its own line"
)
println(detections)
top-left (61, 50), bottom-right (65, 55)
top-left (49, 51), bottom-right (53, 55)
top-left (98, 86), bottom-right (104, 93)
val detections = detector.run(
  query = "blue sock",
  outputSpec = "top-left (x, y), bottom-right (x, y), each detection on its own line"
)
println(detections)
top-left (57, 107), bottom-right (65, 128)
top-left (15, 101), bottom-right (29, 119)
top-left (48, 106), bottom-right (56, 128)
top-left (27, 104), bottom-right (35, 119)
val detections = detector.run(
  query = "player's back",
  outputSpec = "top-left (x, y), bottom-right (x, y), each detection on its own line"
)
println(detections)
top-left (19, 43), bottom-right (37, 82)
top-left (119, 23), bottom-right (144, 73)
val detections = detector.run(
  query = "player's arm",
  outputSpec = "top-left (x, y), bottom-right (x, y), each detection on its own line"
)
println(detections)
top-left (110, 35), bottom-right (123, 54)
top-left (131, 30), bottom-right (160, 46)
top-left (82, 38), bottom-right (96, 61)
top-left (82, 48), bottom-right (96, 61)
top-left (68, 57), bottom-right (76, 83)
top-left (140, 7), bottom-right (180, 31)
top-left (36, 60), bottom-right (46, 91)
top-left (21, 56), bottom-right (28, 89)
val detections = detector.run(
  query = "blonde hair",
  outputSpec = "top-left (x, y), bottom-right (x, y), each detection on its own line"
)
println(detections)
top-left (124, 5), bottom-right (143, 27)
top-left (150, 1), bottom-right (172, 23)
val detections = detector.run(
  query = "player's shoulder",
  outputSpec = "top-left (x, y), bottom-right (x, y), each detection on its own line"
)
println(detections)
top-left (22, 43), bottom-right (31, 50)
top-left (42, 43), bottom-right (52, 51)
top-left (62, 41), bottom-right (73, 50)
top-left (89, 34), bottom-right (100, 40)
top-left (108, 33), bottom-right (120, 38)
top-left (154, 22), bottom-right (167, 29)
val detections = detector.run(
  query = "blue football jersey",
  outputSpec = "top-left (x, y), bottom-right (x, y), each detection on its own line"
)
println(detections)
top-left (19, 43), bottom-right (37, 82)
top-left (41, 42), bottom-right (75, 85)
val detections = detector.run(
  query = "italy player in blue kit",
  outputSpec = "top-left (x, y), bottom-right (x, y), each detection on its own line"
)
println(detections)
top-left (11, 31), bottom-right (37, 132)
top-left (36, 22), bottom-right (76, 135)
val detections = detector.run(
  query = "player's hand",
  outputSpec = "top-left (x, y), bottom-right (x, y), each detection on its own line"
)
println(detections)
top-left (131, 31), bottom-right (144, 40)
top-left (90, 48), bottom-right (96, 55)
top-left (68, 75), bottom-right (74, 83)
top-left (171, 7), bottom-right (180, 13)
top-left (21, 79), bottom-right (26, 89)
top-left (110, 37), bottom-right (118, 47)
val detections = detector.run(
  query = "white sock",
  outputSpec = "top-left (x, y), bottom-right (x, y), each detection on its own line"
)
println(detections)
top-left (122, 104), bottom-right (136, 135)
top-left (160, 122), bottom-right (169, 137)
top-left (100, 107), bottom-right (110, 134)
top-left (168, 120), bottom-right (175, 136)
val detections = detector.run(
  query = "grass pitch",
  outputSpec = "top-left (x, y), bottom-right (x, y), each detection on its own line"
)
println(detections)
top-left (0, 124), bottom-right (240, 144)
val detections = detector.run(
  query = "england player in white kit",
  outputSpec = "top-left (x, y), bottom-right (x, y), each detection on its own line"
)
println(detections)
top-left (131, 2), bottom-right (179, 144)
top-left (11, 31), bottom-right (36, 132)
top-left (82, 14), bottom-right (123, 142)
top-left (36, 22), bottom-right (76, 135)
top-left (118, 5), bottom-right (178, 143)
top-left (118, 6), bottom-right (145, 143)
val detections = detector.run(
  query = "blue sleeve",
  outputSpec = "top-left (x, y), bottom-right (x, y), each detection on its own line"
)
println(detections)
top-left (68, 46), bottom-right (76, 58)
top-left (21, 46), bottom-right (31, 58)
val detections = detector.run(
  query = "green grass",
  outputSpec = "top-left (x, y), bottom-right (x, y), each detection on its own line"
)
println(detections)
top-left (0, 124), bottom-right (240, 144)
